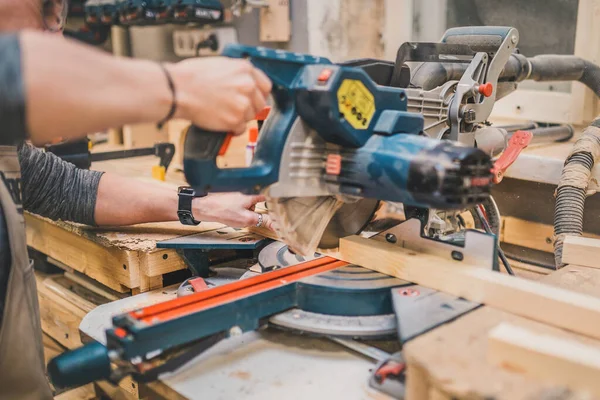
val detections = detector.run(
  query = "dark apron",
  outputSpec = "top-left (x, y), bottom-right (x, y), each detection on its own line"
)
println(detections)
top-left (0, 146), bottom-right (53, 399)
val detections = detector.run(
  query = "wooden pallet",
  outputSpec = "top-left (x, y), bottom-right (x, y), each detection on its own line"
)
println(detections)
top-left (26, 213), bottom-right (228, 294)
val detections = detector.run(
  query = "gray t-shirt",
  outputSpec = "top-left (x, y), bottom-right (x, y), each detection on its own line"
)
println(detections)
top-left (0, 34), bottom-right (103, 326)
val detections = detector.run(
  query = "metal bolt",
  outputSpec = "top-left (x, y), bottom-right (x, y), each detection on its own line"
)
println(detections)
top-left (229, 326), bottom-right (243, 337)
top-left (511, 35), bottom-right (518, 44)
top-left (464, 109), bottom-right (477, 123)
top-left (385, 233), bottom-right (397, 244)
top-left (399, 288), bottom-right (420, 297)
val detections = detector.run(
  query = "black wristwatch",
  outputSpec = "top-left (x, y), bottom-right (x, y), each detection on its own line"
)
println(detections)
top-left (177, 186), bottom-right (201, 226)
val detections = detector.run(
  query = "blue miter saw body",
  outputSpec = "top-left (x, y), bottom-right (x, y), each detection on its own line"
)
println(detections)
top-left (184, 45), bottom-right (493, 213)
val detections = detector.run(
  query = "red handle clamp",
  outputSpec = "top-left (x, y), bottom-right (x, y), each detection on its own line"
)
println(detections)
top-left (491, 130), bottom-right (533, 184)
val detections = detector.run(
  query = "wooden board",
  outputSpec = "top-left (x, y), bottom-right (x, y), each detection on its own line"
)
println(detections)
top-left (403, 265), bottom-right (600, 399)
top-left (562, 235), bottom-right (600, 269)
top-left (337, 235), bottom-right (600, 341)
top-left (122, 123), bottom-right (168, 149)
top-left (260, 0), bottom-right (291, 42)
top-left (488, 322), bottom-right (600, 396)
top-left (501, 217), bottom-right (600, 255)
top-left (54, 384), bottom-right (95, 400)
top-left (36, 272), bottom-right (109, 349)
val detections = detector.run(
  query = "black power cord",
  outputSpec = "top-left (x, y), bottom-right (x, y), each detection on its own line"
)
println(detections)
top-left (474, 205), bottom-right (515, 276)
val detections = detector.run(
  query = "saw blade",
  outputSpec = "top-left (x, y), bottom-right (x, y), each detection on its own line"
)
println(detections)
top-left (263, 114), bottom-right (379, 255)
top-left (318, 199), bottom-right (380, 249)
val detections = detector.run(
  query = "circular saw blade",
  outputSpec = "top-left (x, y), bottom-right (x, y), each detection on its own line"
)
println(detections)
top-left (318, 199), bottom-right (380, 249)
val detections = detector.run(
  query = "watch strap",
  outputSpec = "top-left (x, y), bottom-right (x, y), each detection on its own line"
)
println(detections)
top-left (178, 186), bottom-right (201, 226)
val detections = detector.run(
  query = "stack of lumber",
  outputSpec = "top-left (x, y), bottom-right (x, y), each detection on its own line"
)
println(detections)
top-left (329, 234), bottom-right (600, 399)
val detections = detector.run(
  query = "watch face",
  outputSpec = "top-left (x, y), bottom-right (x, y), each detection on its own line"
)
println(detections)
top-left (178, 187), bottom-right (194, 195)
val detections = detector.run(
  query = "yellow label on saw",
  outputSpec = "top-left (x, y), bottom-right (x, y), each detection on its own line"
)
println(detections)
top-left (337, 79), bottom-right (376, 129)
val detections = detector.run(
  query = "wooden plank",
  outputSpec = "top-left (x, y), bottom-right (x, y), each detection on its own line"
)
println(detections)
top-left (260, 0), bottom-right (291, 42)
top-left (405, 363), bottom-right (430, 400)
top-left (37, 275), bottom-right (88, 349)
top-left (140, 249), bottom-right (186, 277)
top-left (43, 332), bottom-right (65, 364)
top-left (488, 322), bottom-right (600, 396)
top-left (502, 216), bottom-right (600, 254)
top-left (403, 265), bottom-right (600, 399)
top-left (95, 379), bottom-right (139, 400)
top-left (122, 123), bottom-right (168, 149)
top-left (54, 384), bottom-right (95, 400)
top-left (136, 274), bottom-right (164, 295)
top-left (562, 235), bottom-right (600, 268)
top-left (43, 276), bottom-right (97, 314)
top-left (63, 271), bottom-right (125, 302)
top-left (26, 214), bottom-right (137, 292)
top-left (337, 235), bottom-right (600, 341)
top-left (404, 307), bottom-right (600, 400)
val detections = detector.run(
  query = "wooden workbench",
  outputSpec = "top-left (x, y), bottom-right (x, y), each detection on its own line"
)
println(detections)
top-left (35, 130), bottom-right (600, 399)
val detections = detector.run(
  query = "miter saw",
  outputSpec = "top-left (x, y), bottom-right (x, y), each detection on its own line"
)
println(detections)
top-left (48, 26), bottom-right (600, 396)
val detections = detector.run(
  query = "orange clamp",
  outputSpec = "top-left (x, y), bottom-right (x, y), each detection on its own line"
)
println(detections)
top-left (491, 130), bottom-right (533, 184)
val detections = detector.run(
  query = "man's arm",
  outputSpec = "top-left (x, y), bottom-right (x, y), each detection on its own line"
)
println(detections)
top-left (19, 143), bottom-right (102, 224)
top-left (20, 144), bottom-right (273, 229)
top-left (20, 31), bottom-right (271, 145)
top-left (94, 173), bottom-right (273, 229)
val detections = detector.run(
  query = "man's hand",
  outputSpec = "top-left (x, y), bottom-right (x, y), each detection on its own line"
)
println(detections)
top-left (169, 58), bottom-right (272, 135)
top-left (192, 192), bottom-right (273, 230)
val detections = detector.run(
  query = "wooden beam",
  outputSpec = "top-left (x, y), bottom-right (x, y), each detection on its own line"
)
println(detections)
top-left (337, 235), bottom-right (600, 341)
top-left (488, 322), bottom-right (600, 396)
top-left (405, 362), bottom-right (430, 400)
top-left (501, 217), bottom-right (556, 253)
top-left (563, 235), bottom-right (600, 269)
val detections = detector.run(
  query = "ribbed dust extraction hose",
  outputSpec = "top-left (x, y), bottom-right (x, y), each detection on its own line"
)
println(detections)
top-left (554, 117), bottom-right (600, 267)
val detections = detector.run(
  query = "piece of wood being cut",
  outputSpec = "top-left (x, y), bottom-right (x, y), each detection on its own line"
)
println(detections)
top-left (488, 322), bottom-right (600, 396)
top-left (562, 235), bottom-right (600, 269)
top-left (336, 235), bottom-right (600, 341)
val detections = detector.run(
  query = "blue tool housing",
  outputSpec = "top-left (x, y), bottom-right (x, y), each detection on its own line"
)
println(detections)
top-left (183, 44), bottom-right (492, 210)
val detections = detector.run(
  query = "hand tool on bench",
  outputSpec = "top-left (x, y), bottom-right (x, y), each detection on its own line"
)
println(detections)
top-left (45, 139), bottom-right (175, 181)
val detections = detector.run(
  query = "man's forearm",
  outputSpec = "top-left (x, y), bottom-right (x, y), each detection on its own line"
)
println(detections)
top-left (94, 174), bottom-right (272, 229)
top-left (21, 31), bottom-right (172, 145)
top-left (94, 174), bottom-right (178, 226)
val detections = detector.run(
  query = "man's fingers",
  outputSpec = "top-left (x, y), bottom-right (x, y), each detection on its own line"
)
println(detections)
top-left (252, 67), bottom-right (273, 95)
top-left (232, 123), bottom-right (247, 136)
top-left (248, 194), bottom-right (267, 204)
top-left (251, 90), bottom-right (267, 117)
top-left (244, 210), bottom-right (273, 231)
